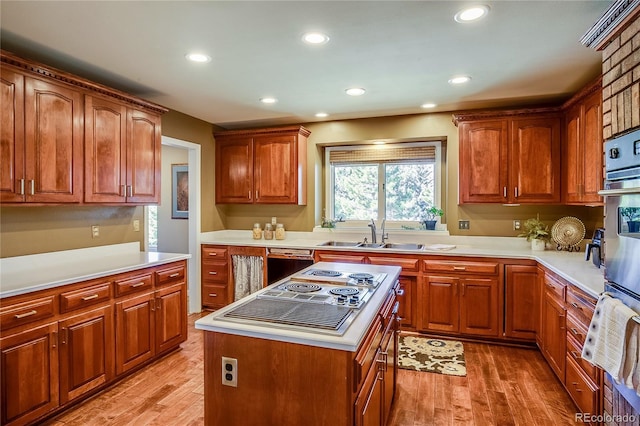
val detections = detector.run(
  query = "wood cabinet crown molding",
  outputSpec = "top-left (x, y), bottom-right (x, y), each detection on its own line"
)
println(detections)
top-left (452, 107), bottom-right (561, 127)
top-left (580, 0), bottom-right (640, 50)
top-left (1, 49), bottom-right (169, 114)
top-left (214, 125), bottom-right (311, 138)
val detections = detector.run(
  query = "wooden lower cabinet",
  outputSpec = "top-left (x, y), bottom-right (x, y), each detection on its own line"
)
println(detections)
top-left (355, 358), bottom-right (384, 426)
top-left (397, 276), bottom-right (415, 329)
top-left (0, 322), bottom-right (59, 426)
top-left (540, 284), bottom-right (566, 380)
top-left (422, 275), bottom-right (459, 333)
top-left (0, 260), bottom-right (187, 425)
top-left (504, 264), bottom-right (538, 341)
top-left (59, 306), bottom-right (114, 404)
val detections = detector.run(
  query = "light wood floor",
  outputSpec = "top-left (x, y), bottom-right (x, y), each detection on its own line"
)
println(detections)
top-left (45, 314), bottom-right (579, 426)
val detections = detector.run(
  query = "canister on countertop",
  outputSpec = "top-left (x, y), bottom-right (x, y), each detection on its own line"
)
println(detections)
top-left (252, 223), bottom-right (262, 240)
top-left (264, 223), bottom-right (274, 240)
top-left (275, 223), bottom-right (286, 240)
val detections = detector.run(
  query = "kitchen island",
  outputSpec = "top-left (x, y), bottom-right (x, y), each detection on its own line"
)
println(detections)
top-left (195, 262), bottom-right (402, 426)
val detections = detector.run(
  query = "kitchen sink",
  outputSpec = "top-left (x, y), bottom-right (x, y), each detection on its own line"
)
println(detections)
top-left (359, 243), bottom-right (385, 248)
top-left (383, 243), bottom-right (424, 250)
top-left (318, 241), bottom-right (362, 247)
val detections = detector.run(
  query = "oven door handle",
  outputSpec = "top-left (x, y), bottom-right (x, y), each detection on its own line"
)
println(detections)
top-left (598, 188), bottom-right (640, 196)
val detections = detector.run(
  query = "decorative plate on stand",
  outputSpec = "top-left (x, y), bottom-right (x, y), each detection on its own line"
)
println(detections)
top-left (551, 216), bottom-right (585, 252)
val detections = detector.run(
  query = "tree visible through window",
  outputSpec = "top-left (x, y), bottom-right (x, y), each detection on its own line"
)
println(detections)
top-left (328, 142), bottom-right (440, 223)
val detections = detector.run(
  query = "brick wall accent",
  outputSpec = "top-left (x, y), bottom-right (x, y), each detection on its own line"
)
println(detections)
top-left (602, 15), bottom-right (640, 139)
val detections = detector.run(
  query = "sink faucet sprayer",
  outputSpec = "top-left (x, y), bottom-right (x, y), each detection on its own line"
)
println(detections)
top-left (381, 219), bottom-right (389, 244)
top-left (368, 219), bottom-right (377, 243)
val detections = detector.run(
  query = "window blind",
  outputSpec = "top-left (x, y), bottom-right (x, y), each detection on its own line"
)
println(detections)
top-left (329, 145), bottom-right (436, 164)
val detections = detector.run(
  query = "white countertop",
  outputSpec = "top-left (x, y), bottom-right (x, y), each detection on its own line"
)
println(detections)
top-left (201, 230), bottom-right (605, 298)
top-left (0, 242), bottom-right (191, 298)
top-left (195, 262), bottom-right (402, 352)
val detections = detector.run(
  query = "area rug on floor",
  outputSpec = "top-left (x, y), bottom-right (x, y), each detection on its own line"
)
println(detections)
top-left (398, 335), bottom-right (467, 376)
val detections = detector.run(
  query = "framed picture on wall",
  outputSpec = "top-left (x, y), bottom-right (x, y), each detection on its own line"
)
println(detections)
top-left (172, 164), bottom-right (188, 219)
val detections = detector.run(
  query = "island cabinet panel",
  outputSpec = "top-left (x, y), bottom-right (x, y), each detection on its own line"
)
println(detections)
top-left (0, 322), bottom-right (59, 426)
top-left (504, 264), bottom-right (539, 341)
top-left (455, 111), bottom-right (561, 204)
top-left (354, 362), bottom-right (383, 426)
top-left (58, 306), bottom-right (114, 404)
top-left (215, 126), bottom-right (310, 205)
top-left (368, 254), bottom-right (418, 329)
top-left (0, 68), bottom-right (25, 203)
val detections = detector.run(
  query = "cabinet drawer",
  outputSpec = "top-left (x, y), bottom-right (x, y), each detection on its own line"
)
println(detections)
top-left (567, 334), bottom-right (600, 383)
top-left (60, 282), bottom-right (111, 313)
top-left (115, 273), bottom-right (153, 297)
top-left (202, 246), bottom-right (228, 259)
top-left (354, 316), bottom-right (383, 392)
top-left (566, 313), bottom-right (589, 346)
top-left (368, 256), bottom-right (419, 272)
top-left (1, 296), bottom-right (56, 330)
top-left (202, 263), bottom-right (229, 284)
top-left (315, 252), bottom-right (366, 264)
top-left (203, 284), bottom-right (228, 307)
top-left (422, 260), bottom-right (499, 275)
top-left (156, 264), bottom-right (186, 287)
top-left (566, 288), bottom-right (595, 325)
top-left (544, 275), bottom-right (566, 301)
top-left (566, 356), bottom-right (599, 415)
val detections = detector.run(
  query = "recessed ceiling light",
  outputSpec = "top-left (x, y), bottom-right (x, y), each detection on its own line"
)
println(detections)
top-left (373, 140), bottom-right (386, 145)
top-left (302, 32), bottom-right (330, 45)
top-left (454, 5), bottom-right (489, 23)
top-left (345, 87), bottom-right (366, 96)
top-left (260, 97), bottom-right (278, 104)
top-left (315, 112), bottom-right (328, 118)
top-left (448, 76), bottom-right (471, 85)
top-left (421, 103), bottom-right (437, 109)
top-left (185, 53), bottom-right (211, 63)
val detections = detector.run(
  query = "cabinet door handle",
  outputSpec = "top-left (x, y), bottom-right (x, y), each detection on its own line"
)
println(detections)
top-left (81, 294), bottom-right (99, 301)
top-left (30, 179), bottom-right (35, 195)
top-left (209, 271), bottom-right (217, 275)
top-left (461, 283), bottom-right (466, 296)
top-left (208, 252), bottom-right (217, 256)
top-left (169, 273), bottom-right (180, 278)
top-left (14, 310), bottom-right (37, 319)
top-left (120, 185), bottom-right (125, 196)
top-left (209, 293), bottom-right (217, 297)
top-left (255, 190), bottom-right (259, 200)
top-left (61, 327), bottom-right (67, 345)
top-left (453, 266), bottom-right (466, 271)
top-left (514, 187), bottom-right (519, 198)
top-left (156, 299), bottom-right (161, 310)
top-left (127, 185), bottom-right (133, 197)
top-left (19, 178), bottom-right (25, 195)
top-left (52, 331), bottom-right (58, 349)
top-left (131, 282), bottom-right (146, 288)
top-left (454, 283), bottom-right (458, 296)
top-left (503, 186), bottom-right (507, 198)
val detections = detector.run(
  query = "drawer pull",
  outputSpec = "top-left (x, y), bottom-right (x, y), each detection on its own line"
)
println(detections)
top-left (169, 273), bottom-right (180, 278)
top-left (209, 271), bottom-right (218, 275)
top-left (453, 266), bottom-right (466, 271)
top-left (396, 288), bottom-right (405, 296)
top-left (208, 252), bottom-right (217, 256)
top-left (570, 302), bottom-right (582, 310)
top-left (571, 351), bottom-right (581, 360)
top-left (209, 293), bottom-right (218, 297)
top-left (81, 294), bottom-right (99, 301)
top-left (131, 282), bottom-right (146, 288)
top-left (570, 328), bottom-right (580, 336)
top-left (546, 283), bottom-right (555, 289)
top-left (14, 310), bottom-right (37, 319)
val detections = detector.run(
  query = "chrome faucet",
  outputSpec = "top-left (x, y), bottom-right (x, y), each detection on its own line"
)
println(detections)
top-left (368, 219), bottom-right (377, 243)
top-left (381, 219), bottom-right (389, 244)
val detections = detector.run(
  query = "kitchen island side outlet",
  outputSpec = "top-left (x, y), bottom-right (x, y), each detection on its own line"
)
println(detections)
top-left (195, 262), bottom-right (402, 426)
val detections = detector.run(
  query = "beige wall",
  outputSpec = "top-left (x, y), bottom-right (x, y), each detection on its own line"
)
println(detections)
top-left (0, 109), bottom-right (604, 258)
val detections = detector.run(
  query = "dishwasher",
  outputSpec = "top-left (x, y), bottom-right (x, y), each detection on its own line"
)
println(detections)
top-left (266, 248), bottom-right (314, 284)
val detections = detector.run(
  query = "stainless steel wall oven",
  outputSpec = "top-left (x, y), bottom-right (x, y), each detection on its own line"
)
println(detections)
top-left (601, 128), bottom-right (640, 412)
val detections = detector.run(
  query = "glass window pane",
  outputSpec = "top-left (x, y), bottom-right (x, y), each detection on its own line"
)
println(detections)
top-left (385, 163), bottom-right (435, 220)
top-left (334, 165), bottom-right (378, 220)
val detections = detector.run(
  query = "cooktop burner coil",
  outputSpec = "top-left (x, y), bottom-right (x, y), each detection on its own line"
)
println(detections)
top-left (329, 287), bottom-right (360, 297)
top-left (281, 283), bottom-right (322, 293)
top-left (308, 269), bottom-right (342, 277)
top-left (348, 273), bottom-right (374, 283)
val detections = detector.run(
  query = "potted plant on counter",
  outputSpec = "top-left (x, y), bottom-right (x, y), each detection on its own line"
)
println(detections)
top-left (421, 206), bottom-right (444, 231)
top-left (518, 216), bottom-right (550, 251)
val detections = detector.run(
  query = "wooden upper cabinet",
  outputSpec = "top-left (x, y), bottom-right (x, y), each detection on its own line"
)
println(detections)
top-left (510, 117), bottom-right (561, 203)
top-left (3, 74), bottom-right (83, 203)
top-left (85, 96), bottom-right (161, 204)
top-left (215, 126), bottom-right (310, 205)
top-left (455, 110), bottom-right (561, 204)
top-left (1, 50), bottom-right (167, 206)
top-left (562, 78), bottom-right (603, 206)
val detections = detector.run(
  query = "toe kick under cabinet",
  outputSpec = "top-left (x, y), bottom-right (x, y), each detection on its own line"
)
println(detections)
top-left (0, 260), bottom-right (187, 426)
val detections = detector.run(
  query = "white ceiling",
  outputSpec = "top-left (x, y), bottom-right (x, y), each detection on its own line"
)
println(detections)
top-left (1, 1), bottom-right (612, 130)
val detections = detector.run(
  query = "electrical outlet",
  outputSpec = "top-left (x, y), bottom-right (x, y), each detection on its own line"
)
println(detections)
top-left (513, 220), bottom-right (521, 231)
top-left (91, 225), bottom-right (100, 238)
top-left (133, 220), bottom-right (140, 232)
top-left (221, 356), bottom-right (238, 387)
top-left (458, 220), bottom-right (470, 230)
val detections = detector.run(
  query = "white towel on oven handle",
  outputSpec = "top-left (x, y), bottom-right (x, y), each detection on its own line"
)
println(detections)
top-left (581, 293), bottom-right (639, 386)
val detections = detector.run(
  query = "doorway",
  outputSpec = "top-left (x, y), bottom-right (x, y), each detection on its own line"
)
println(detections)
top-left (145, 136), bottom-right (201, 314)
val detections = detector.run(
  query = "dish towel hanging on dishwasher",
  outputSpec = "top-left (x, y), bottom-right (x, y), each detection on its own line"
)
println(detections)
top-left (582, 293), bottom-right (640, 392)
top-left (232, 255), bottom-right (264, 301)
